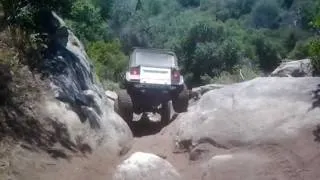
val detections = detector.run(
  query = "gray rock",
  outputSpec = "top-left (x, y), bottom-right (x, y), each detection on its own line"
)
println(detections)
top-left (271, 59), bottom-right (313, 77)
top-left (113, 152), bottom-right (181, 180)
top-left (174, 77), bottom-right (320, 150)
top-left (191, 84), bottom-right (225, 101)
top-left (38, 11), bottom-right (133, 154)
top-left (202, 151), bottom-right (279, 180)
top-left (105, 90), bottom-right (118, 101)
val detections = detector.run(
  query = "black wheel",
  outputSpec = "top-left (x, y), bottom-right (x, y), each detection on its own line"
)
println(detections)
top-left (160, 101), bottom-right (171, 125)
top-left (115, 89), bottom-right (133, 123)
top-left (172, 85), bottom-right (189, 113)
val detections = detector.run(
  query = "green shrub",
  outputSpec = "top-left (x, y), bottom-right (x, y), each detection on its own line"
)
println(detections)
top-left (87, 40), bottom-right (128, 82)
top-left (177, 0), bottom-right (200, 7)
top-left (309, 38), bottom-right (320, 75)
top-left (251, 0), bottom-right (281, 29)
top-left (253, 36), bottom-right (281, 72)
top-left (288, 40), bottom-right (311, 59)
top-left (208, 65), bottom-right (260, 84)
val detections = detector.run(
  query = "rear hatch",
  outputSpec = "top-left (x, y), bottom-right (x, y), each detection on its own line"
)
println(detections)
top-left (140, 66), bottom-right (171, 85)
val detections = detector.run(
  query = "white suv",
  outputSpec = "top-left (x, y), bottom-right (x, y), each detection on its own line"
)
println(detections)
top-left (114, 48), bottom-right (189, 125)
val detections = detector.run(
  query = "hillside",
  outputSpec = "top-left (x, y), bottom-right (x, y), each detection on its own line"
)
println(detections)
top-left (0, 0), bottom-right (319, 180)
top-left (73, 0), bottom-right (320, 87)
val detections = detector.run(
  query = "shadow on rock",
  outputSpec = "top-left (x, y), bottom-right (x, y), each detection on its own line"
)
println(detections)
top-left (1, 102), bottom-right (80, 160)
top-left (310, 84), bottom-right (320, 110)
top-left (310, 84), bottom-right (320, 143)
top-left (130, 113), bottom-right (178, 138)
top-left (0, 96), bottom-right (87, 160)
top-left (313, 125), bottom-right (320, 143)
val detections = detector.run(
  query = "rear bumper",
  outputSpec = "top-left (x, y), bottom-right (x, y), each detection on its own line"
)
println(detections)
top-left (125, 82), bottom-right (184, 111)
top-left (126, 82), bottom-right (183, 93)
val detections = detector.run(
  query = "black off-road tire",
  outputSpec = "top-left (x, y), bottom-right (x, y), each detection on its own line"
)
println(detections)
top-left (160, 101), bottom-right (171, 125)
top-left (172, 85), bottom-right (189, 113)
top-left (115, 90), bottom-right (133, 123)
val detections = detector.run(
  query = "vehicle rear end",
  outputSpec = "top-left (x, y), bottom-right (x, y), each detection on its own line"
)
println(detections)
top-left (125, 49), bottom-right (184, 110)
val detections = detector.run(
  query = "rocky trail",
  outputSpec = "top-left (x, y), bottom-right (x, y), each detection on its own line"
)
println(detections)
top-left (2, 12), bottom-right (320, 180)
top-left (110, 76), bottom-right (320, 180)
top-left (10, 76), bottom-right (320, 180)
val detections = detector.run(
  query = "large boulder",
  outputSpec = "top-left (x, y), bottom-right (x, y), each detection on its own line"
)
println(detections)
top-left (270, 59), bottom-right (313, 77)
top-left (37, 11), bottom-right (133, 154)
top-left (173, 77), bottom-right (320, 179)
top-left (113, 152), bottom-right (181, 180)
top-left (190, 84), bottom-right (225, 101)
top-left (201, 148), bottom-right (302, 180)
top-left (174, 77), bottom-right (320, 149)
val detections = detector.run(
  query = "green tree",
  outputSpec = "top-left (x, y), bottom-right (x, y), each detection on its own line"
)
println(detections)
top-left (309, 2), bottom-right (320, 75)
top-left (66, 0), bottom-right (109, 44)
top-left (284, 31), bottom-right (298, 53)
top-left (254, 36), bottom-right (281, 72)
top-left (177, 0), bottom-right (200, 8)
top-left (87, 40), bottom-right (128, 82)
top-left (1, 0), bottom-right (73, 68)
top-left (91, 0), bottom-right (114, 19)
top-left (281, 0), bottom-right (294, 9)
top-left (219, 38), bottom-right (242, 70)
top-left (251, 0), bottom-right (281, 29)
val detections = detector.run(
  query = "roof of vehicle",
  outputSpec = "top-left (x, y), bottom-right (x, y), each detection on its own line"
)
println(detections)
top-left (131, 47), bottom-right (177, 56)
top-left (129, 47), bottom-right (179, 67)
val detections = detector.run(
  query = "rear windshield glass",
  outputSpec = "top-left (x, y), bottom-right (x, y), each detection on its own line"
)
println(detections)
top-left (131, 50), bottom-right (176, 68)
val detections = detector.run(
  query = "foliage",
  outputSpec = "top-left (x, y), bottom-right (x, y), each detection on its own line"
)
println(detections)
top-left (309, 39), bottom-right (320, 75)
top-left (65, 0), bottom-right (112, 45)
top-left (208, 65), bottom-right (260, 84)
top-left (251, 0), bottom-right (281, 29)
top-left (87, 40), bottom-right (128, 82)
top-left (107, 0), bottom-right (319, 86)
top-left (2, 0), bottom-right (320, 86)
top-left (177, 0), bottom-right (200, 8)
top-left (253, 36), bottom-right (281, 72)
top-left (308, 2), bottom-right (320, 75)
top-left (2, 0), bottom-right (72, 31)
top-left (0, 0), bottom-right (73, 69)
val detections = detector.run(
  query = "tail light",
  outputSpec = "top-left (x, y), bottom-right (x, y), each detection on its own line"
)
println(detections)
top-left (171, 68), bottom-right (180, 84)
top-left (130, 66), bottom-right (140, 80)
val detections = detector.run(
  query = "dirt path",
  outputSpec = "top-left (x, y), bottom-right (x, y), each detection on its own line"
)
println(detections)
top-left (118, 114), bottom-right (208, 180)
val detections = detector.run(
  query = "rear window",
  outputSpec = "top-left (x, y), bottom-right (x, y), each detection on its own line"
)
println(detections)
top-left (130, 50), bottom-right (177, 68)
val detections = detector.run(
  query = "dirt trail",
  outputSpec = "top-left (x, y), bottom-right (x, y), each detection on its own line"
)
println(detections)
top-left (117, 114), bottom-right (209, 180)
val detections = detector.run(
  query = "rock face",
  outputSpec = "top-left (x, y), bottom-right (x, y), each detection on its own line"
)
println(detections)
top-left (38, 11), bottom-right (132, 153)
top-left (106, 90), bottom-right (118, 101)
top-left (202, 150), bottom-right (281, 180)
top-left (190, 84), bottom-right (225, 101)
top-left (173, 77), bottom-right (320, 179)
top-left (271, 59), bottom-right (313, 77)
top-left (0, 63), bottom-right (12, 105)
top-left (174, 77), bottom-right (320, 149)
top-left (113, 152), bottom-right (181, 180)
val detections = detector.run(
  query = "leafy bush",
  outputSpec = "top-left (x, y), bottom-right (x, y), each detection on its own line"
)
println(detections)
top-left (87, 40), bottom-right (128, 82)
top-left (251, 0), bottom-right (281, 29)
top-left (210, 65), bottom-right (260, 84)
top-left (253, 36), bottom-right (281, 72)
top-left (177, 0), bottom-right (200, 7)
top-left (309, 39), bottom-right (320, 75)
top-left (288, 40), bottom-right (311, 59)
top-left (1, 0), bottom-right (73, 69)
top-left (308, 3), bottom-right (320, 75)
top-left (65, 0), bottom-right (110, 45)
